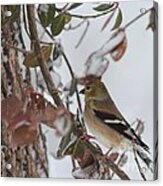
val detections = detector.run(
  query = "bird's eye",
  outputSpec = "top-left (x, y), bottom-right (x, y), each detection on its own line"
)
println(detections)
top-left (86, 86), bottom-right (91, 91)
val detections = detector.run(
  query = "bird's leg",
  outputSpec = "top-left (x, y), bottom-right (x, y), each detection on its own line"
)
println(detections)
top-left (82, 131), bottom-right (96, 141)
top-left (105, 147), bottom-right (113, 156)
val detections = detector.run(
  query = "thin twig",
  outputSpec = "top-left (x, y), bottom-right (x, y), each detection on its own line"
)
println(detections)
top-left (70, 2), bottom-right (118, 19)
top-left (75, 20), bottom-right (90, 48)
top-left (65, 19), bottom-right (86, 30)
top-left (110, 151), bottom-right (126, 179)
top-left (36, 18), bottom-right (55, 41)
top-left (62, 3), bottom-right (70, 11)
top-left (61, 51), bottom-right (86, 130)
top-left (107, 159), bottom-right (130, 180)
top-left (133, 149), bottom-right (147, 181)
top-left (61, 51), bottom-right (74, 78)
top-left (2, 43), bottom-right (28, 54)
top-left (123, 7), bottom-right (154, 30)
top-left (33, 139), bottom-right (49, 177)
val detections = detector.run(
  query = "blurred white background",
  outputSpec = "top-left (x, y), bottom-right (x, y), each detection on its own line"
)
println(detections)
top-left (0, 0), bottom-right (162, 185)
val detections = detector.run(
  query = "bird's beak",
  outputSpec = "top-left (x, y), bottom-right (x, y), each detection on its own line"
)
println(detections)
top-left (79, 88), bottom-right (85, 94)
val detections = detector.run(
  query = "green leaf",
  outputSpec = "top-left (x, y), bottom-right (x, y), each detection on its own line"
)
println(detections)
top-left (38, 4), bottom-right (56, 27)
top-left (73, 140), bottom-right (85, 159)
top-left (68, 3), bottom-right (83, 10)
top-left (69, 78), bottom-right (77, 96)
top-left (93, 3), bottom-right (114, 12)
top-left (51, 14), bottom-right (65, 36)
top-left (111, 8), bottom-right (123, 30)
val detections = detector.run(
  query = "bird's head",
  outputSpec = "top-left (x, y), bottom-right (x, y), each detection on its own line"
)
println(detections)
top-left (80, 76), bottom-right (109, 102)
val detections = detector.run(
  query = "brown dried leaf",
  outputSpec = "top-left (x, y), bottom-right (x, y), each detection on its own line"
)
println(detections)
top-left (80, 149), bottom-right (95, 169)
top-left (110, 35), bottom-right (127, 61)
top-left (43, 105), bottom-right (66, 123)
top-left (42, 103), bottom-right (58, 126)
top-left (24, 45), bottom-right (52, 68)
top-left (29, 93), bottom-right (46, 111)
top-left (11, 125), bottom-right (38, 148)
top-left (146, 9), bottom-right (156, 32)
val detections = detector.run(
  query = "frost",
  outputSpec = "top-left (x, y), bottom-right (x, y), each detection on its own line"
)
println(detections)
top-left (39, 4), bottom-right (49, 13)
top-left (5, 11), bottom-right (12, 17)
top-left (84, 29), bottom-right (127, 76)
top-left (85, 52), bottom-right (109, 77)
top-left (100, 29), bottom-right (126, 55)
top-left (51, 70), bottom-right (62, 88)
top-left (72, 164), bottom-right (95, 179)
top-left (54, 117), bottom-right (72, 137)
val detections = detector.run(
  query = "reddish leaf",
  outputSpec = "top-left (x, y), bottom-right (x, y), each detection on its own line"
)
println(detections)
top-left (2, 90), bottom-right (72, 147)
top-left (1, 97), bottom-right (23, 123)
top-left (8, 111), bottom-right (31, 131)
top-left (11, 125), bottom-right (38, 148)
top-left (29, 93), bottom-right (46, 111)
top-left (80, 149), bottom-right (95, 169)
top-left (42, 103), bottom-right (59, 126)
top-left (110, 35), bottom-right (127, 61)
top-left (42, 104), bottom-right (70, 124)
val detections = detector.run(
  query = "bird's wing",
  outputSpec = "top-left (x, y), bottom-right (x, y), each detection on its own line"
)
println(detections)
top-left (92, 99), bottom-right (128, 123)
top-left (93, 109), bottom-right (149, 152)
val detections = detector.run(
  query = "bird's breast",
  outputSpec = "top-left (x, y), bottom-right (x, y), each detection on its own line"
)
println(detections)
top-left (84, 104), bottom-right (129, 150)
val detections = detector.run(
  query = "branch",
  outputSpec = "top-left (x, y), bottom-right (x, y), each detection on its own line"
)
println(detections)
top-left (107, 159), bottom-right (130, 180)
top-left (26, 5), bottom-right (64, 107)
top-left (123, 7), bottom-right (154, 30)
top-left (69, 2), bottom-right (118, 19)
top-left (133, 149), bottom-right (147, 181)
top-left (75, 20), bottom-right (90, 48)
top-left (61, 51), bottom-right (86, 129)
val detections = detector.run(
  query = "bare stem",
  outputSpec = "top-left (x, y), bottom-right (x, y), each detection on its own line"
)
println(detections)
top-left (65, 19), bottom-right (86, 30)
top-left (70, 2), bottom-right (118, 19)
top-left (107, 159), bottom-right (130, 180)
top-left (123, 7), bottom-right (154, 30)
top-left (133, 149), bottom-right (147, 181)
top-left (75, 20), bottom-right (90, 48)
top-left (61, 51), bottom-right (86, 129)
top-left (2, 43), bottom-right (28, 54)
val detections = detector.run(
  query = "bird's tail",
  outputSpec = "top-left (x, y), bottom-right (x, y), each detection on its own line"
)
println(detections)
top-left (130, 128), bottom-right (149, 152)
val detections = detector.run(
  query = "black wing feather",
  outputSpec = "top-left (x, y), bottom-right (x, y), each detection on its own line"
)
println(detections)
top-left (93, 109), bottom-right (149, 152)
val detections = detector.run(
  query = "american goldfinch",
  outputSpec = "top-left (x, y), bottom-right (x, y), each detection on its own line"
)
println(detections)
top-left (80, 76), bottom-right (149, 152)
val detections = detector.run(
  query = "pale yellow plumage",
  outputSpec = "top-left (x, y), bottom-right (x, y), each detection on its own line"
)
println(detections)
top-left (81, 76), bottom-right (149, 152)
